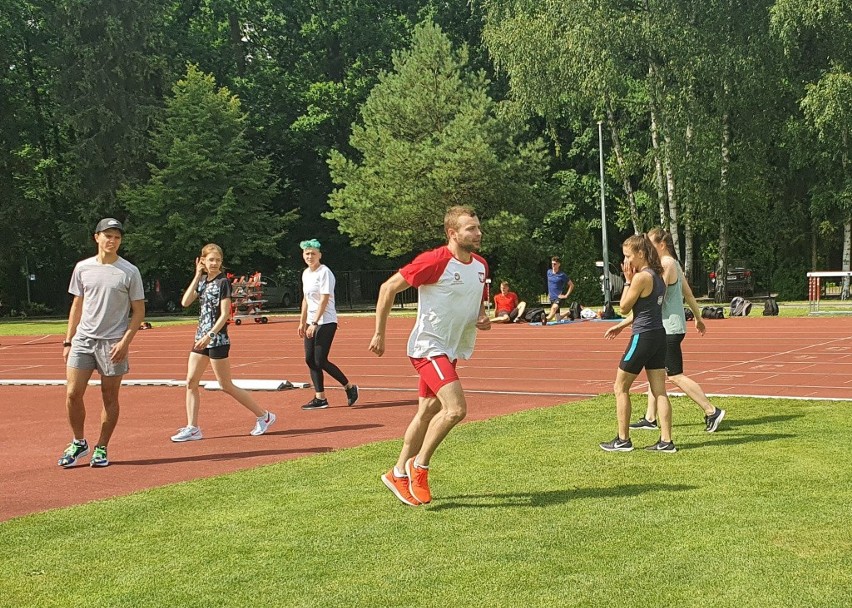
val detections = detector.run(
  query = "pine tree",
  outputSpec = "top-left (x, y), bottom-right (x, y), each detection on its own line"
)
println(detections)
top-left (122, 65), bottom-right (291, 284)
top-left (326, 19), bottom-right (551, 257)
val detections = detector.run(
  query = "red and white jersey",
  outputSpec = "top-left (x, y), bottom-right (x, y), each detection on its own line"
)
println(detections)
top-left (400, 246), bottom-right (489, 361)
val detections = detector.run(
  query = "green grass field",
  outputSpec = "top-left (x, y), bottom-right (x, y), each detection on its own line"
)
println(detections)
top-left (2, 396), bottom-right (850, 607)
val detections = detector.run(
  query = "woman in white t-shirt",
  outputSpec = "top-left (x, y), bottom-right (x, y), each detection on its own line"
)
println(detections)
top-left (298, 239), bottom-right (358, 410)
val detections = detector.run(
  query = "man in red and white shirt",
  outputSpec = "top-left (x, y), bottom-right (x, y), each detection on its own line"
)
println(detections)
top-left (371, 205), bottom-right (490, 506)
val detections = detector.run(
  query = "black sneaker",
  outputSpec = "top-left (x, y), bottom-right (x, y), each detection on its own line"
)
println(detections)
top-left (644, 439), bottom-right (677, 453)
top-left (301, 397), bottom-right (329, 410)
top-left (345, 385), bottom-right (359, 407)
top-left (705, 408), bottom-right (726, 432)
top-left (599, 436), bottom-right (634, 452)
top-left (57, 439), bottom-right (89, 468)
top-left (629, 417), bottom-right (659, 430)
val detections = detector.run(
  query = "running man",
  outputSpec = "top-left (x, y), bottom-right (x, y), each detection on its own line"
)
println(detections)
top-left (371, 205), bottom-right (490, 506)
top-left (59, 218), bottom-right (146, 468)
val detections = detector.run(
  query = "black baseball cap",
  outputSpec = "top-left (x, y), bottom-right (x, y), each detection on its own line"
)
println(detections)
top-left (95, 218), bottom-right (124, 234)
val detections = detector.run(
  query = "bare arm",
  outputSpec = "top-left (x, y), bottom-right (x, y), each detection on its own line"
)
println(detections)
top-left (193, 296), bottom-right (231, 350)
top-left (369, 272), bottom-right (412, 357)
top-left (111, 299), bottom-right (146, 362)
top-left (63, 296), bottom-right (84, 362)
top-left (681, 278), bottom-right (706, 335)
top-left (298, 295), bottom-right (308, 338)
top-left (181, 258), bottom-right (206, 307)
top-left (619, 269), bottom-right (652, 316)
top-left (305, 293), bottom-right (330, 338)
top-left (476, 301), bottom-right (491, 330)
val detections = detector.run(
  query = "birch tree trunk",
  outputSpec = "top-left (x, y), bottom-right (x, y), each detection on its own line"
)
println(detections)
top-left (842, 129), bottom-right (850, 299)
top-left (651, 110), bottom-right (668, 225)
top-left (663, 133), bottom-right (680, 259)
top-left (683, 124), bottom-right (695, 286)
top-left (717, 112), bottom-right (732, 302)
top-left (607, 102), bottom-right (641, 234)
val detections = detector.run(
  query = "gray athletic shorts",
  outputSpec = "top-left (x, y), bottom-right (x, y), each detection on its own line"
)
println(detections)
top-left (67, 336), bottom-right (129, 377)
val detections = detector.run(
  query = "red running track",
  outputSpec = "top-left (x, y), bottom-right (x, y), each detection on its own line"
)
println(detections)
top-left (1, 315), bottom-right (850, 521)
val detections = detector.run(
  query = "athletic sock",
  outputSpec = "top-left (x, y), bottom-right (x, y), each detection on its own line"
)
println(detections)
top-left (413, 460), bottom-right (429, 470)
top-left (394, 466), bottom-right (406, 478)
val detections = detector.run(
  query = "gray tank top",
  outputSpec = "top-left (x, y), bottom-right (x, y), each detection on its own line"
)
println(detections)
top-left (662, 261), bottom-right (687, 335)
top-left (631, 268), bottom-right (665, 335)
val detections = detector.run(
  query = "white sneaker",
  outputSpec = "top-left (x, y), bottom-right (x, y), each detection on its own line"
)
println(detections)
top-left (171, 426), bottom-right (203, 442)
top-left (250, 411), bottom-right (276, 436)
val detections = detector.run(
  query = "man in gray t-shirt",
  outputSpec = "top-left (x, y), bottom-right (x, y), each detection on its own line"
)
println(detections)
top-left (58, 218), bottom-right (146, 469)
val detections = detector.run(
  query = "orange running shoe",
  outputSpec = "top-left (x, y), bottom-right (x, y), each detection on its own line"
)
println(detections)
top-left (381, 469), bottom-right (421, 506)
top-left (405, 457), bottom-right (432, 504)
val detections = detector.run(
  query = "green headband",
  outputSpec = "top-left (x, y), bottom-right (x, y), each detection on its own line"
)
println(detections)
top-left (300, 239), bottom-right (321, 250)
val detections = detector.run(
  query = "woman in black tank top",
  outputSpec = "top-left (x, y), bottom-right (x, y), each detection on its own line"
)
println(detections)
top-left (601, 234), bottom-right (675, 453)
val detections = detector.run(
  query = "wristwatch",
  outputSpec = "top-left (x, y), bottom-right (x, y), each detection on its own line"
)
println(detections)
top-left (63, 341), bottom-right (72, 347)
top-left (208, 332), bottom-right (216, 339)
top-left (310, 322), bottom-right (318, 326)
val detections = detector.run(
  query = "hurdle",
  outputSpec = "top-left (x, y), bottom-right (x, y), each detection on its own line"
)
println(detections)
top-left (807, 271), bottom-right (852, 315)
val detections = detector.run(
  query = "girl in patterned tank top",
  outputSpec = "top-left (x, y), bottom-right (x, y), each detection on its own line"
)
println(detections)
top-left (170, 243), bottom-right (276, 443)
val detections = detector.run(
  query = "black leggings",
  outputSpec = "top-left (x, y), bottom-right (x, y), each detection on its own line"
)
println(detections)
top-left (304, 323), bottom-right (348, 392)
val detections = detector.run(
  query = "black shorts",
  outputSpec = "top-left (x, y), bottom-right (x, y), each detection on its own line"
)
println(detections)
top-left (619, 328), bottom-right (667, 375)
top-left (665, 333), bottom-right (686, 376)
top-left (496, 307), bottom-right (521, 322)
top-left (191, 344), bottom-right (231, 360)
top-left (549, 299), bottom-right (561, 311)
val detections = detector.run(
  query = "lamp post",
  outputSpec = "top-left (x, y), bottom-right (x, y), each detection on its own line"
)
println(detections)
top-left (598, 121), bottom-right (611, 308)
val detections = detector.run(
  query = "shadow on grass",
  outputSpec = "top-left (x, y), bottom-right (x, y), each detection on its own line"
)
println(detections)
top-left (429, 483), bottom-right (697, 511)
top-left (718, 414), bottom-right (805, 430)
top-left (116, 446), bottom-right (332, 466)
top-left (678, 432), bottom-right (796, 450)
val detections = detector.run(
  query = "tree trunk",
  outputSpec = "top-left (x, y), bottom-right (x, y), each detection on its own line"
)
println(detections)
top-left (650, 109), bottom-right (667, 226)
top-left (842, 130), bottom-right (850, 299)
top-left (606, 102), bottom-right (641, 234)
top-left (228, 12), bottom-right (246, 76)
top-left (683, 124), bottom-right (695, 285)
top-left (684, 214), bottom-right (695, 288)
top-left (663, 133), bottom-right (680, 259)
top-left (717, 112), bottom-right (732, 302)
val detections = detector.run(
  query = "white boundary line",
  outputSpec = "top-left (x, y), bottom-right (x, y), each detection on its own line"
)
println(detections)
top-left (0, 378), bottom-right (309, 391)
top-left (1, 380), bottom-right (848, 401)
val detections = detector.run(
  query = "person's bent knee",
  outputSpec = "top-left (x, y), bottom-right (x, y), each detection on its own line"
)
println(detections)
top-left (444, 406), bottom-right (466, 425)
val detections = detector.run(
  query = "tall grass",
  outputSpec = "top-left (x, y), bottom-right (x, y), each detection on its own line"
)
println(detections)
top-left (2, 396), bottom-right (849, 607)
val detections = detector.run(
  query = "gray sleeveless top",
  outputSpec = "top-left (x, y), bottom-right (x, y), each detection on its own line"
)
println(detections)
top-left (632, 267), bottom-right (665, 335)
top-left (662, 261), bottom-right (687, 335)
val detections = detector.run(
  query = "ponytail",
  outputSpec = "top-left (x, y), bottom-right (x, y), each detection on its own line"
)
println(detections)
top-left (624, 233), bottom-right (664, 277)
top-left (647, 227), bottom-right (677, 261)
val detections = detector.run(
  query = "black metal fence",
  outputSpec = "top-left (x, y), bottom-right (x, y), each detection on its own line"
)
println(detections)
top-left (333, 270), bottom-right (418, 310)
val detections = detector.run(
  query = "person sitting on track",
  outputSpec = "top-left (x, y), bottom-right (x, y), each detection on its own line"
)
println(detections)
top-left (492, 280), bottom-right (527, 323)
